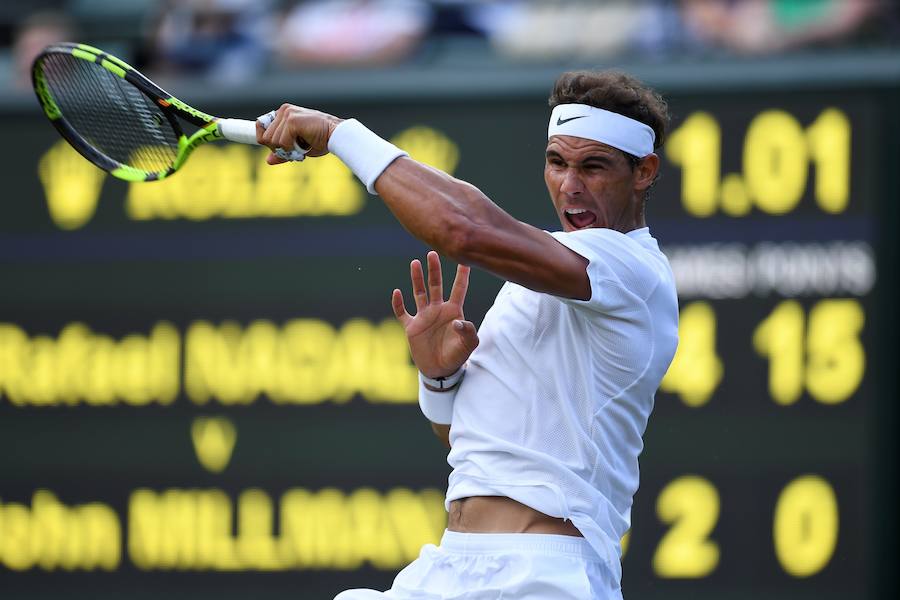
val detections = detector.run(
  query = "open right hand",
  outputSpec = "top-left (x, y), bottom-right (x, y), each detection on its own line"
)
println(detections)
top-left (392, 251), bottom-right (479, 379)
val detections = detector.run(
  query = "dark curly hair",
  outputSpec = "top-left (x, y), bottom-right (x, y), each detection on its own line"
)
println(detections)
top-left (549, 70), bottom-right (670, 156)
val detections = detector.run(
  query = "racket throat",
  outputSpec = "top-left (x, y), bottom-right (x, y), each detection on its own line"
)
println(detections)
top-left (172, 123), bottom-right (222, 172)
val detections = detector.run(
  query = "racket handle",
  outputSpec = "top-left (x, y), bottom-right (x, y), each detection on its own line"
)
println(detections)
top-left (217, 118), bottom-right (260, 145)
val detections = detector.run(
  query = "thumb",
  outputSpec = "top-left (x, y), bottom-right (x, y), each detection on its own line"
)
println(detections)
top-left (453, 320), bottom-right (479, 351)
top-left (266, 152), bottom-right (288, 165)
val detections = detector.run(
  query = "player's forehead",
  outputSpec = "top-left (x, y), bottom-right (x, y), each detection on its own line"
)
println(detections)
top-left (546, 134), bottom-right (623, 161)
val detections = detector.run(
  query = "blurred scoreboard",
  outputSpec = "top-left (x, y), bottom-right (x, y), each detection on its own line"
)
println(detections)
top-left (0, 72), bottom-right (896, 600)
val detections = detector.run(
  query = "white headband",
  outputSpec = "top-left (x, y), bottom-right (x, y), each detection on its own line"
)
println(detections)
top-left (548, 104), bottom-right (655, 158)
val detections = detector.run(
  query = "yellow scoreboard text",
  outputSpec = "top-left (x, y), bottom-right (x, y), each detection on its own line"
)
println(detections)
top-left (0, 318), bottom-right (417, 406)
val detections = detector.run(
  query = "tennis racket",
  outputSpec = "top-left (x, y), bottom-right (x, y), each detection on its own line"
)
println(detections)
top-left (31, 42), bottom-right (305, 182)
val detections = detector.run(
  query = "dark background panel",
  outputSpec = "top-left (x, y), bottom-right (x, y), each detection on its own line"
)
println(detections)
top-left (0, 67), bottom-right (893, 600)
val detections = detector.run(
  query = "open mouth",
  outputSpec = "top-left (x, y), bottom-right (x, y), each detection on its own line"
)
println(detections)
top-left (564, 208), bottom-right (598, 230)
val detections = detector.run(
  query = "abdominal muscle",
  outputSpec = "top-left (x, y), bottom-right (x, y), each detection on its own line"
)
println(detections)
top-left (448, 496), bottom-right (583, 537)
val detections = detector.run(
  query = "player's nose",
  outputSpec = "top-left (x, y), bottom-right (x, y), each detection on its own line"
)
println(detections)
top-left (559, 168), bottom-right (585, 195)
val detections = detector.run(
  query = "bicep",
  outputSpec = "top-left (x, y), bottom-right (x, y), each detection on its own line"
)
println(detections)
top-left (459, 217), bottom-right (591, 300)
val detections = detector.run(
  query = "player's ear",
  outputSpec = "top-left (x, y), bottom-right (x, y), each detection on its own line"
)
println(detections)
top-left (634, 153), bottom-right (659, 192)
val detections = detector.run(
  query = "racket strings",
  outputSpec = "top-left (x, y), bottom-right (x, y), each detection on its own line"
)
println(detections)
top-left (40, 52), bottom-right (180, 173)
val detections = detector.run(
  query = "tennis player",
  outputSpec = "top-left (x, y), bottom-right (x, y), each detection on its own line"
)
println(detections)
top-left (258, 70), bottom-right (679, 600)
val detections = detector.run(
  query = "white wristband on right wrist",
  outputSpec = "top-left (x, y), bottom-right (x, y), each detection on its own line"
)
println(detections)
top-left (327, 119), bottom-right (408, 194)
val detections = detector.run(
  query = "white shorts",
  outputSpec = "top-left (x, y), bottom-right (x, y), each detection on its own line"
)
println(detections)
top-left (334, 530), bottom-right (622, 600)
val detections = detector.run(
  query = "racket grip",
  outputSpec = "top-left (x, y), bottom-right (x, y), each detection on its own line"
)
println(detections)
top-left (217, 118), bottom-right (260, 145)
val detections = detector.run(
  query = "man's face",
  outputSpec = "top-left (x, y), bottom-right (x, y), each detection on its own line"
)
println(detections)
top-left (544, 134), bottom-right (642, 233)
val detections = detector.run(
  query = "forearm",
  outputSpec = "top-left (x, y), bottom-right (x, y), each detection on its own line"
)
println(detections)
top-left (374, 157), bottom-right (512, 260)
top-left (375, 158), bottom-right (583, 296)
top-left (326, 118), bottom-right (589, 299)
top-left (325, 118), bottom-right (509, 261)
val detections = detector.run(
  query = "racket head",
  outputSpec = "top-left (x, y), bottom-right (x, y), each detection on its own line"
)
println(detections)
top-left (32, 43), bottom-right (220, 182)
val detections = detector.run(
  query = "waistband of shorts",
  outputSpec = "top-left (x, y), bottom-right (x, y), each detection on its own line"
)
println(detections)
top-left (439, 530), bottom-right (603, 562)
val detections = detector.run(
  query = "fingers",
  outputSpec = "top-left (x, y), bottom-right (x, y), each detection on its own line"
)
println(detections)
top-left (257, 110), bottom-right (279, 147)
top-left (258, 104), bottom-right (340, 161)
top-left (448, 264), bottom-right (471, 306)
top-left (409, 253), bottom-right (462, 312)
top-left (274, 123), bottom-right (306, 156)
top-left (267, 109), bottom-right (291, 150)
top-left (453, 320), bottom-right (479, 352)
top-left (410, 259), bottom-right (428, 311)
top-left (426, 251), bottom-right (443, 304)
top-left (391, 289), bottom-right (411, 326)
top-left (258, 105), bottom-right (295, 154)
top-left (255, 120), bottom-right (267, 145)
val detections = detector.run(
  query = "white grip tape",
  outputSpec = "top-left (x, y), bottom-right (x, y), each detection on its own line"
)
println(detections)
top-left (255, 111), bottom-right (309, 162)
top-left (217, 118), bottom-right (260, 146)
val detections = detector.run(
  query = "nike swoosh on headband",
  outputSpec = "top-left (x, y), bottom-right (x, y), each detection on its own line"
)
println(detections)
top-left (548, 104), bottom-right (655, 157)
top-left (556, 115), bottom-right (588, 126)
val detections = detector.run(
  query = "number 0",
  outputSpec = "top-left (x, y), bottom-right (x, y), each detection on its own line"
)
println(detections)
top-left (773, 475), bottom-right (839, 577)
top-left (743, 110), bottom-right (808, 214)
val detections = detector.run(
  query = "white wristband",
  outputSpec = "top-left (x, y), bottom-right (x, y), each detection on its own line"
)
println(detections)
top-left (420, 366), bottom-right (465, 390)
top-left (418, 367), bottom-right (465, 425)
top-left (327, 119), bottom-right (408, 194)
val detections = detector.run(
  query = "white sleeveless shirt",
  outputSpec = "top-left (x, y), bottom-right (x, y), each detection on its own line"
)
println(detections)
top-left (444, 226), bottom-right (679, 582)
